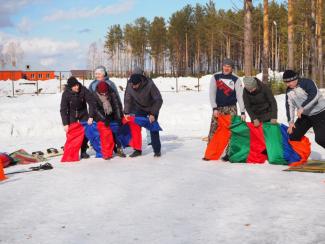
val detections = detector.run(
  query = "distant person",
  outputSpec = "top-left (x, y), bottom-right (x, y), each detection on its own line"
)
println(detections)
top-left (242, 77), bottom-right (277, 127)
top-left (283, 70), bottom-right (325, 149)
top-left (124, 73), bottom-right (163, 157)
top-left (60, 76), bottom-right (95, 159)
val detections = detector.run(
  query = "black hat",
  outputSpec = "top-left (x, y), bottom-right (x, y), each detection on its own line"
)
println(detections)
top-left (283, 70), bottom-right (298, 82)
top-left (67, 76), bottom-right (80, 88)
top-left (129, 74), bottom-right (144, 85)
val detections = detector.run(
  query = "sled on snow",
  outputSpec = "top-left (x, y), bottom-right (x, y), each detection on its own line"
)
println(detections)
top-left (284, 160), bottom-right (325, 173)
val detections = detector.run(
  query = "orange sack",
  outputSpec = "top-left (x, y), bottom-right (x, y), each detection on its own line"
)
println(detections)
top-left (204, 114), bottom-right (232, 160)
top-left (288, 136), bottom-right (311, 167)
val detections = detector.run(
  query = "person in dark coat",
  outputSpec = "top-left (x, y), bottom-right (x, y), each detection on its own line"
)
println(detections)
top-left (60, 76), bottom-right (95, 159)
top-left (124, 73), bottom-right (163, 157)
top-left (93, 81), bottom-right (126, 158)
top-left (243, 77), bottom-right (278, 127)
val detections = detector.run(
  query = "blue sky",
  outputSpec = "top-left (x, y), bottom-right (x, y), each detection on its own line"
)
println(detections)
top-left (0, 0), bottom-right (285, 70)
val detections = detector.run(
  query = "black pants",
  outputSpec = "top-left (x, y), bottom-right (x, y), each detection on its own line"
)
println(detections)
top-left (289, 110), bottom-right (325, 149)
top-left (135, 111), bottom-right (161, 154)
top-left (150, 128), bottom-right (161, 154)
top-left (81, 137), bottom-right (89, 153)
top-left (112, 133), bottom-right (122, 149)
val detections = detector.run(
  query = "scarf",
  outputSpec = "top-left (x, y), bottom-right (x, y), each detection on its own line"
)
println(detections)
top-left (97, 92), bottom-right (113, 115)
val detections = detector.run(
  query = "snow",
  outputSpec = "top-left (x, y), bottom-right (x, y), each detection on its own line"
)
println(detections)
top-left (1, 76), bottom-right (325, 244)
top-left (256, 68), bottom-right (284, 82)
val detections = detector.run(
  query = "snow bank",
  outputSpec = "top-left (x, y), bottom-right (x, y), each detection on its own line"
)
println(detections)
top-left (0, 75), bottom-right (212, 97)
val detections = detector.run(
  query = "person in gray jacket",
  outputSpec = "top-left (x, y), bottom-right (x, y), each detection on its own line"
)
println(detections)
top-left (284, 69), bottom-right (325, 149)
top-left (124, 73), bottom-right (163, 157)
top-left (131, 67), bottom-right (152, 146)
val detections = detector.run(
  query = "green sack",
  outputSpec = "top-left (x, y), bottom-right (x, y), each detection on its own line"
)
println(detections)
top-left (229, 116), bottom-right (250, 163)
top-left (263, 123), bottom-right (286, 165)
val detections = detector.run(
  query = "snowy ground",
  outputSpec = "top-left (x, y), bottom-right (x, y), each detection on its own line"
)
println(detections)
top-left (1, 76), bottom-right (325, 244)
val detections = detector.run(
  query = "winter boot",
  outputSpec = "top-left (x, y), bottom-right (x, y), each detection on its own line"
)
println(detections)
top-left (221, 154), bottom-right (229, 162)
top-left (80, 152), bottom-right (90, 159)
top-left (129, 150), bottom-right (142, 158)
top-left (154, 152), bottom-right (161, 157)
top-left (117, 148), bottom-right (126, 158)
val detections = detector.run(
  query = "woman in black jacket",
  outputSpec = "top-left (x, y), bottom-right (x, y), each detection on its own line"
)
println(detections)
top-left (60, 76), bottom-right (95, 159)
top-left (93, 81), bottom-right (126, 158)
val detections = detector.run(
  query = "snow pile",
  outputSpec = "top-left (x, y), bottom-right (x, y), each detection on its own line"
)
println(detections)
top-left (0, 76), bottom-right (213, 97)
top-left (256, 69), bottom-right (284, 82)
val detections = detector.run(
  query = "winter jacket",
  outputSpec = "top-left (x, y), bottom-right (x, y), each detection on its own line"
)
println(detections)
top-left (243, 79), bottom-right (277, 122)
top-left (286, 78), bottom-right (325, 123)
top-left (124, 77), bottom-right (163, 116)
top-left (60, 83), bottom-right (95, 126)
top-left (89, 77), bottom-right (122, 104)
top-left (209, 72), bottom-right (245, 114)
top-left (93, 87), bottom-right (123, 123)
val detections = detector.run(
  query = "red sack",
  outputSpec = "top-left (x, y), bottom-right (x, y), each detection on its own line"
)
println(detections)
top-left (97, 121), bottom-right (115, 159)
top-left (126, 117), bottom-right (142, 150)
top-left (0, 159), bottom-right (7, 181)
top-left (246, 123), bottom-right (267, 164)
top-left (61, 123), bottom-right (85, 162)
top-left (0, 153), bottom-right (12, 168)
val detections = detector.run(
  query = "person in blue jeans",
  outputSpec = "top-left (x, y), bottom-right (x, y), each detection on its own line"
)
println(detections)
top-left (124, 73), bottom-right (163, 157)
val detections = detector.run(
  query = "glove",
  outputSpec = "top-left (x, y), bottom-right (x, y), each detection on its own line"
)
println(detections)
top-left (270, 119), bottom-right (277, 124)
top-left (241, 114), bottom-right (246, 121)
top-left (253, 119), bottom-right (260, 127)
top-left (104, 118), bottom-right (110, 127)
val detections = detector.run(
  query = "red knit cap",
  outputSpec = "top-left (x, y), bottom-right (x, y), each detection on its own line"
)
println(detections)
top-left (97, 81), bottom-right (109, 93)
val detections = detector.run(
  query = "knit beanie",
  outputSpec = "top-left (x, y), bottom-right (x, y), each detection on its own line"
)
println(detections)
top-left (95, 65), bottom-right (108, 77)
top-left (283, 70), bottom-right (298, 82)
top-left (132, 66), bottom-right (144, 75)
top-left (129, 74), bottom-right (144, 85)
top-left (97, 81), bottom-right (109, 94)
top-left (67, 76), bottom-right (79, 88)
top-left (222, 58), bottom-right (235, 68)
top-left (243, 77), bottom-right (257, 90)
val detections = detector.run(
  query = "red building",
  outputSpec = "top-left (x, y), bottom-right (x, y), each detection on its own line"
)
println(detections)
top-left (0, 70), bottom-right (55, 81)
